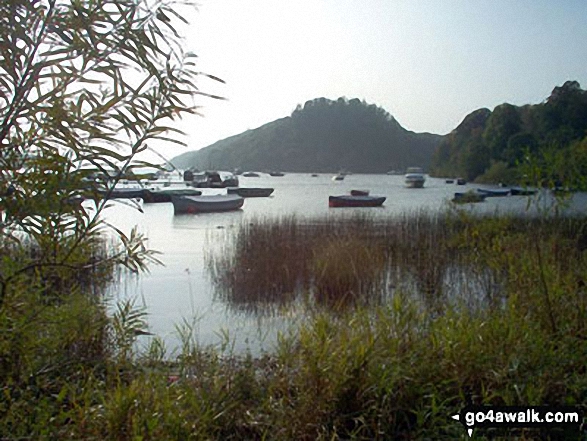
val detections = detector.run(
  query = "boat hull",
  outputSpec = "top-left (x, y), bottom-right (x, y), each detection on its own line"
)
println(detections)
top-left (143, 188), bottom-right (202, 203)
top-left (452, 192), bottom-right (486, 203)
top-left (476, 188), bottom-right (510, 197)
top-left (405, 179), bottom-right (425, 188)
top-left (510, 187), bottom-right (537, 196)
top-left (171, 194), bottom-right (244, 214)
top-left (227, 187), bottom-right (274, 197)
top-left (329, 195), bottom-right (386, 207)
top-left (101, 188), bottom-right (146, 199)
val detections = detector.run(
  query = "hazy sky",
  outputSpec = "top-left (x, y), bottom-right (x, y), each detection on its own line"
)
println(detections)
top-left (162, 0), bottom-right (587, 159)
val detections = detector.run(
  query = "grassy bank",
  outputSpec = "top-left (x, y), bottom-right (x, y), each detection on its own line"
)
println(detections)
top-left (1, 211), bottom-right (586, 439)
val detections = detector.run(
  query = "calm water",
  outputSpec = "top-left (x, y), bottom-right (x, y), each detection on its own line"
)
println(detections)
top-left (98, 173), bottom-right (587, 355)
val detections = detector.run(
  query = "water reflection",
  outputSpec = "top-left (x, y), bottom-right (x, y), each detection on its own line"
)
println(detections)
top-left (205, 213), bottom-right (477, 315)
top-left (206, 211), bottom-right (584, 318)
top-left (102, 174), bottom-right (587, 353)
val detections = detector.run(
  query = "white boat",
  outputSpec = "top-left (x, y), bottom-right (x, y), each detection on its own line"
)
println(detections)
top-left (405, 167), bottom-right (426, 188)
top-left (332, 173), bottom-right (345, 181)
top-left (171, 194), bottom-right (244, 214)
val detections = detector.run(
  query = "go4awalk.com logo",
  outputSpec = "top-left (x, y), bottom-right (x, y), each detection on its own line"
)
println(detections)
top-left (451, 405), bottom-right (585, 437)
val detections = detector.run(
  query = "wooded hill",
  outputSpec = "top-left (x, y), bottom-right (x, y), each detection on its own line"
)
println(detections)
top-left (430, 81), bottom-right (587, 183)
top-left (170, 98), bottom-right (443, 173)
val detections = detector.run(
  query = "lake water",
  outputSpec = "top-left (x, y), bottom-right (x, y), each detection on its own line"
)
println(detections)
top-left (99, 173), bottom-right (587, 355)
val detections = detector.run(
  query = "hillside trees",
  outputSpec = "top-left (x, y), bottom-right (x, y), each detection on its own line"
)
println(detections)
top-left (430, 81), bottom-right (587, 185)
top-left (173, 97), bottom-right (442, 172)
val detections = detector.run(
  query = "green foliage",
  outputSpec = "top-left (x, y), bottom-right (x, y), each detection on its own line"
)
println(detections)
top-left (474, 160), bottom-right (519, 185)
top-left (2, 213), bottom-right (587, 439)
top-left (0, 1), bottom-right (217, 438)
top-left (430, 80), bottom-right (587, 186)
top-left (171, 97), bottom-right (443, 173)
top-left (0, 0), bottom-right (217, 306)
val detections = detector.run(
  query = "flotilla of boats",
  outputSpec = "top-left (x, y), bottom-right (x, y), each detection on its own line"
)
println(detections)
top-left (81, 168), bottom-right (545, 214)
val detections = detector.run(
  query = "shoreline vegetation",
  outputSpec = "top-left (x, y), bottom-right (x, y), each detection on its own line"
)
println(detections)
top-left (2, 209), bottom-right (586, 439)
top-left (1, 1), bottom-right (586, 438)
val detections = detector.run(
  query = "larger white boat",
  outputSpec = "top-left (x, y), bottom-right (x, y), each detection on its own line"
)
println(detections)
top-left (405, 167), bottom-right (426, 188)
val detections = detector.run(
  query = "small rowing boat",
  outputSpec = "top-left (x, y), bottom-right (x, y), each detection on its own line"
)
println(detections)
top-left (171, 194), bottom-right (244, 214)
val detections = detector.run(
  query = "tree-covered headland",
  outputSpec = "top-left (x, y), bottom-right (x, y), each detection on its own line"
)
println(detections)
top-left (171, 97), bottom-right (443, 173)
top-left (430, 80), bottom-right (587, 187)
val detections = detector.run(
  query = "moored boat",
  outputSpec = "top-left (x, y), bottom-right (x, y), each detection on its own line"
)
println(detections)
top-left (100, 187), bottom-right (146, 199)
top-left (452, 191), bottom-right (486, 203)
top-left (332, 173), bottom-right (345, 181)
top-left (143, 188), bottom-right (202, 203)
top-left (242, 171), bottom-right (260, 177)
top-left (350, 189), bottom-right (369, 196)
top-left (191, 171), bottom-right (239, 188)
top-left (171, 194), bottom-right (244, 214)
top-left (227, 187), bottom-right (274, 197)
top-left (456, 177), bottom-right (467, 185)
top-left (510, 186), bottom-right (537, 196)
top-left (405, 167), bottom-right (426, 188)
top-left (476, 187), bottom-right (510, 197)
top-left (268, 171), bottom-right (285, 176)
top-left (329, 195), bottom-right (386, 208)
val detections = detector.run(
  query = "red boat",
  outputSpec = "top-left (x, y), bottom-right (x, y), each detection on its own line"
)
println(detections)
top-left (328, 195), bottom-right (386, 208)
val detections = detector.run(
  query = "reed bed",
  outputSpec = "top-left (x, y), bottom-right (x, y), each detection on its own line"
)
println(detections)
top-left (208, 210), bottom-right (584, 315)
top-left (2, 211), bottom-right (587, 439)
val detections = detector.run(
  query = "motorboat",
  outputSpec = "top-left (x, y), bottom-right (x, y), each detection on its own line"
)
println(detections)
top-left (171, 194), bottom-right (244, 214)
top-left (405, 167), bottom-right (426, 188)
top-left (328, 195), bottom-right (386, 207)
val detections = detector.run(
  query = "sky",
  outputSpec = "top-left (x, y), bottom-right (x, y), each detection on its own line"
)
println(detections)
top-left (159, 0), bottom-right (587, 160)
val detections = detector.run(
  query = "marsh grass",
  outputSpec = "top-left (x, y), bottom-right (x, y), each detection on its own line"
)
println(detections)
top-left (209, 211), bottom-right (584, 316)
top-left (2, 211), bottom-right (587, 439)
